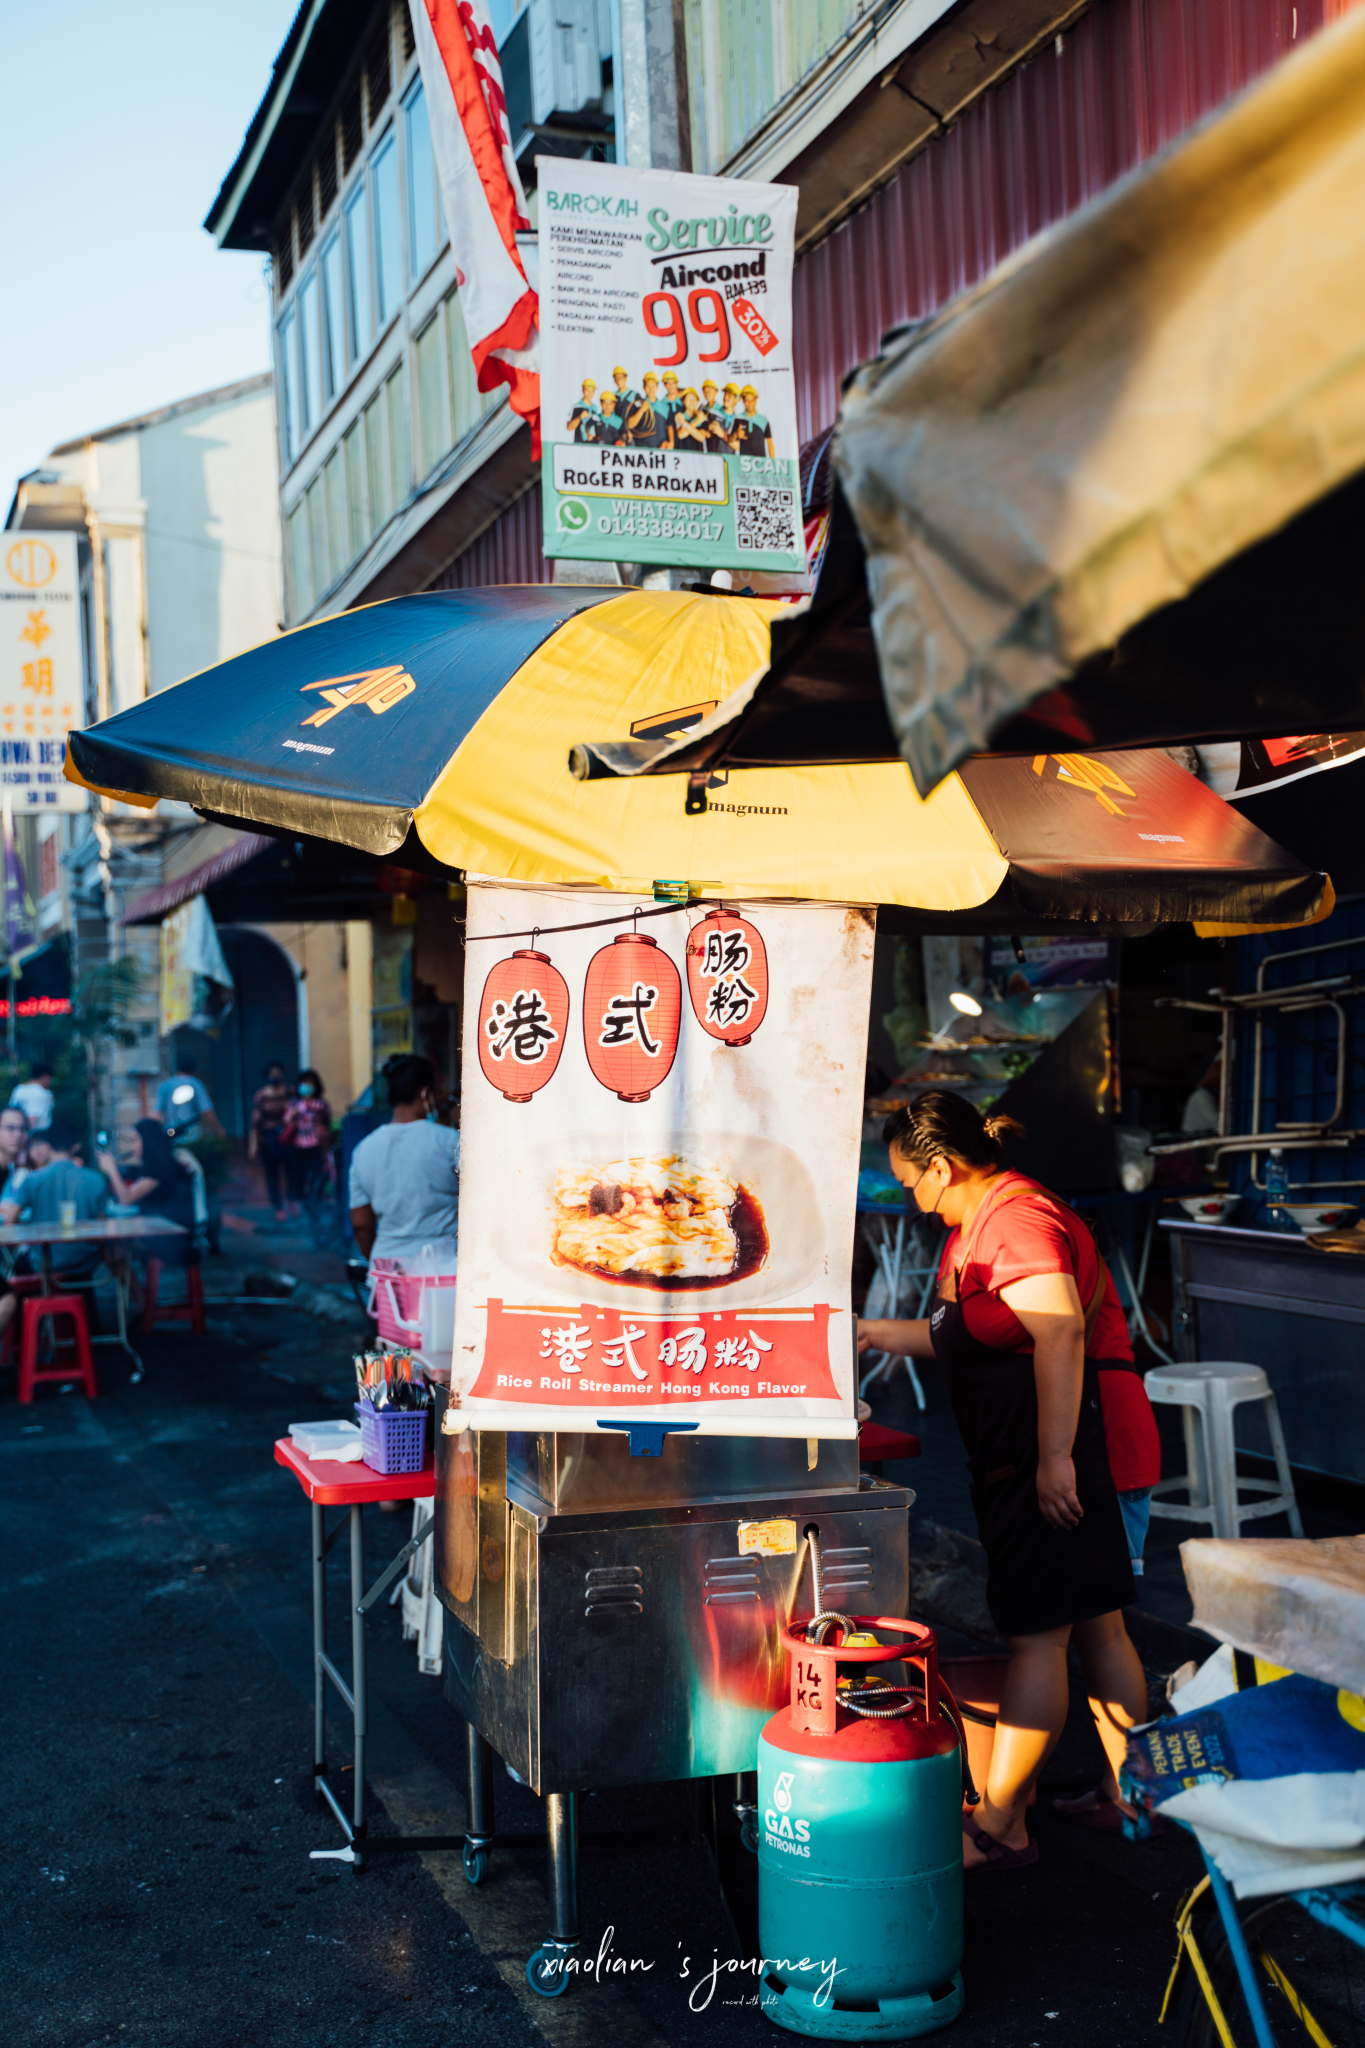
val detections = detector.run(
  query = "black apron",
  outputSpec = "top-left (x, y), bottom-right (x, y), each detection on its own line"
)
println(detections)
top-left (929, 1286), bottom-right (1135, 1638)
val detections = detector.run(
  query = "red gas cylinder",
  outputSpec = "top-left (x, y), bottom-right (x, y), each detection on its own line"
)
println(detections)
top-left (477, 949), bottom-right (570, 1102)
top-left (757, 1617), bottom-right (965, 2038)
top-left (582, 931), bottom-right (681, 1101)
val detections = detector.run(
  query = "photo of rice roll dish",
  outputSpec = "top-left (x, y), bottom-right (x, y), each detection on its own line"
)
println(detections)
top-left (551, 1155), bottom-right (768, 1290)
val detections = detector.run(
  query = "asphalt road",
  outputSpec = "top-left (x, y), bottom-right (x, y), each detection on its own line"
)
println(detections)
top-left (3, 1291), bottom-right (1212, 2048)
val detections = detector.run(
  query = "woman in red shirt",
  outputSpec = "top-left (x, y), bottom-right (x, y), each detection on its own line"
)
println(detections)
top-left (858, 1090), bottom-right (1160, 1868)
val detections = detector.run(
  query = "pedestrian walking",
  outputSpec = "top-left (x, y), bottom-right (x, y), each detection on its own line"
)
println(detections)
top-left (280, 1068), bottom-right (333, 1209)
top-left (156, 1054), bottom-right (223, 1140)
top-left (248, 1061), bottom-right (291, 1219)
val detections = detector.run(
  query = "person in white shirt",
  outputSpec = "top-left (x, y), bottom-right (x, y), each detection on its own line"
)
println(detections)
top-left (10, 1064), bottom-right (53, 1132)
top-left (348, 1054), bottom-right (459, 1266)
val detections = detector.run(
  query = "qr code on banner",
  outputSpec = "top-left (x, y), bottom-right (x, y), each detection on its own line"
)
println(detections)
top-left (735, 484), bottom-right (797, 552)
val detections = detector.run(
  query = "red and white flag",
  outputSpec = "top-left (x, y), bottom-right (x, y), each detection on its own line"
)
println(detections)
top-left (409, 0), bottom-right (540, 452)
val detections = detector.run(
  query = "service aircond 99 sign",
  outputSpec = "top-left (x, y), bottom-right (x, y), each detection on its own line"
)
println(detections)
top-left (538, 157), bottom-right (804, 576)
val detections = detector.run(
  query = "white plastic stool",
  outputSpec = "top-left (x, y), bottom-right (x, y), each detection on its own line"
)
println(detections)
top-left (1144, 1361), bottom-right (1304, 1540)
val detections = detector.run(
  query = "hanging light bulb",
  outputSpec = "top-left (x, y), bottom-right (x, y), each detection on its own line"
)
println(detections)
top-left (949, 991), bottom-right (983, 1016)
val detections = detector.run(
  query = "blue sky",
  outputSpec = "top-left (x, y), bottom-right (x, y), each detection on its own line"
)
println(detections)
top-left (1, 0), bottom-right (299, 500)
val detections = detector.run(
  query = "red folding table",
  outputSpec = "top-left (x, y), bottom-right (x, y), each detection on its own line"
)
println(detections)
top-left (274, 1438), bottom-right (443, 1869)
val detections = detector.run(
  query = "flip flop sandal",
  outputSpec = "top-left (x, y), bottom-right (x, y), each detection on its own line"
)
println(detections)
top-left (963, 1818), bottom-right (1039, 1871)
top-left (1052, 1791), bottom-right (1167, 1837)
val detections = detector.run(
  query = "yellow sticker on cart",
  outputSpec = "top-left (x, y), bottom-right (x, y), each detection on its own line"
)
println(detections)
top-left (738, 1518), bottom-right (798, 1557)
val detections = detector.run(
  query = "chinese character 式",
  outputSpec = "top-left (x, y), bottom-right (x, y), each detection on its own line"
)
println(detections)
top-left (601, 1323), bottom-right (649, 1380)
top-left (486, 989), bottom-right (558, 1063)
top-left (599, 983), bottom-right (660, 1055)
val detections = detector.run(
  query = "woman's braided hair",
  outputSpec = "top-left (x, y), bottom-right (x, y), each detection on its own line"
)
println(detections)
top-left (882, 1089), bottom-right (1025, 1170)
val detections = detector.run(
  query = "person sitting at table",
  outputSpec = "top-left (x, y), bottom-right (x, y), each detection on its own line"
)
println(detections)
top-left (0, 1117), bottom-right (111, 1343)
top-left (96, 1119), bottom-right (196, 1264)
top-left (0, 1102), bottom-right (28, 1204)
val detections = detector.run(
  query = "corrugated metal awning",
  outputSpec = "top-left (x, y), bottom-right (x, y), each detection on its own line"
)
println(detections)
top-left (120, 832), bottom-right (275, 926)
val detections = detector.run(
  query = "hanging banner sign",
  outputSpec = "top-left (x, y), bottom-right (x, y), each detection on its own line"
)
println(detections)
top-left (538, 158), bottom-right (804, 576)
top-left (0, 533), bottom-right (87, 812)
top-left (450, 885), bottom-right (874, 1437)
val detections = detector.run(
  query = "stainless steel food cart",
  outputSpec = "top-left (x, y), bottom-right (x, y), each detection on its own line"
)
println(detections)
top-left (432, 1414), bottom-right (911, 1989)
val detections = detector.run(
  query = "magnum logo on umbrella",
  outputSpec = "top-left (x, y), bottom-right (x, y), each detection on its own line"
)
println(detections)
top-left (299, 666), bottom-right (417, 728)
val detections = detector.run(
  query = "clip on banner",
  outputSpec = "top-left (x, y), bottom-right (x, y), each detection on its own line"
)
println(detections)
top-left (450, 885), bottom-right (872, 1438)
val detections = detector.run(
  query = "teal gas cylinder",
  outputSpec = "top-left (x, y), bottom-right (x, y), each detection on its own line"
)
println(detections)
top-left (757, 1616), bottom-right (964, 2041)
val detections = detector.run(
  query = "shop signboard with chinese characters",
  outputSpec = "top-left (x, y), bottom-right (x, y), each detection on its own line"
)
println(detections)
top-left (539, 158), bottom-right (804, 575)
top-left (450, 885), bottom-right (874, 1437)
top-left (0, 534), bottom-right (86, 811)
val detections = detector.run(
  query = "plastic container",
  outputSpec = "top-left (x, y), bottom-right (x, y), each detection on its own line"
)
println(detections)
top-left (290, 1420), bottom-right (363, 1462)
top-left (356, 1399), bottom-right (429, 1474)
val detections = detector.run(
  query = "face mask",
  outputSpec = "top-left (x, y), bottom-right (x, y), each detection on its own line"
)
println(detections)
top-left (298, 1083), bottom-right (314, 1098)
top-left (905, 1172), bottom-right (947, 1224)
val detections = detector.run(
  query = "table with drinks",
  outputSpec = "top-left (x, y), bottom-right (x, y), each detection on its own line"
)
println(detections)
top-left (0, 1213), bottom-right (187, 1380)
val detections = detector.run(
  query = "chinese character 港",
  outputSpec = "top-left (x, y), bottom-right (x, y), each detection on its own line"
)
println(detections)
top-left (485, 990), bottom-right (559, 1063)
top-left (539, 1323), bottom-right (592, 1370)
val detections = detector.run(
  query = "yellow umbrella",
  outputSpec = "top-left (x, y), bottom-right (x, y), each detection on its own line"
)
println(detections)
top-left (66, 584), bottom-right (1323, 927)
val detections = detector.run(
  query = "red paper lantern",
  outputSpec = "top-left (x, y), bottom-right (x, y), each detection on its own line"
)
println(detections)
top-left (685, 910), bottom-right (768, 1046)
top-left (477, 949), bottom-right (570, 1102)
top-left (583, 932), bottom-right (682, 1102)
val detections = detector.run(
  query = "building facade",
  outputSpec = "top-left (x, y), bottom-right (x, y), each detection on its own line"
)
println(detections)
top-left (197, 0), bottom-right (1365, 1120)
top-left (4, 378), bottom-right (370, 1137)
top-left (209, 0), bottom-right (1364, 623)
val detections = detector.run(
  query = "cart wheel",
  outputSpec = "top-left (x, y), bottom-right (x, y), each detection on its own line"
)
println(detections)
top-left (462, 1841), bottom-right (489, 1887)
top-left (526, 1946), bottom-right (570, 1998)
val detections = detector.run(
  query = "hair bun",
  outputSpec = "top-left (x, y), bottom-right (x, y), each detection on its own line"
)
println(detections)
top-left (982, 1112), bottom-right (1026, 1143)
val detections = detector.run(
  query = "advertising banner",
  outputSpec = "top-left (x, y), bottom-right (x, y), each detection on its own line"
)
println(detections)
top-left (0, 533), bottom-right (86, 812)
top-left (450, 884), bottom-right (874, 1437)
top-left (539, 158), bottom-right (804, 575)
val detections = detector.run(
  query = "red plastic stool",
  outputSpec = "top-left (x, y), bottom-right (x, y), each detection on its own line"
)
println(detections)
top-left (18, 1292), bottom-right (97, 1402)
top-left (141, 1258), bottom-right (207, 1336)
top-left (859, 1423), bottom-right (922, 1476)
